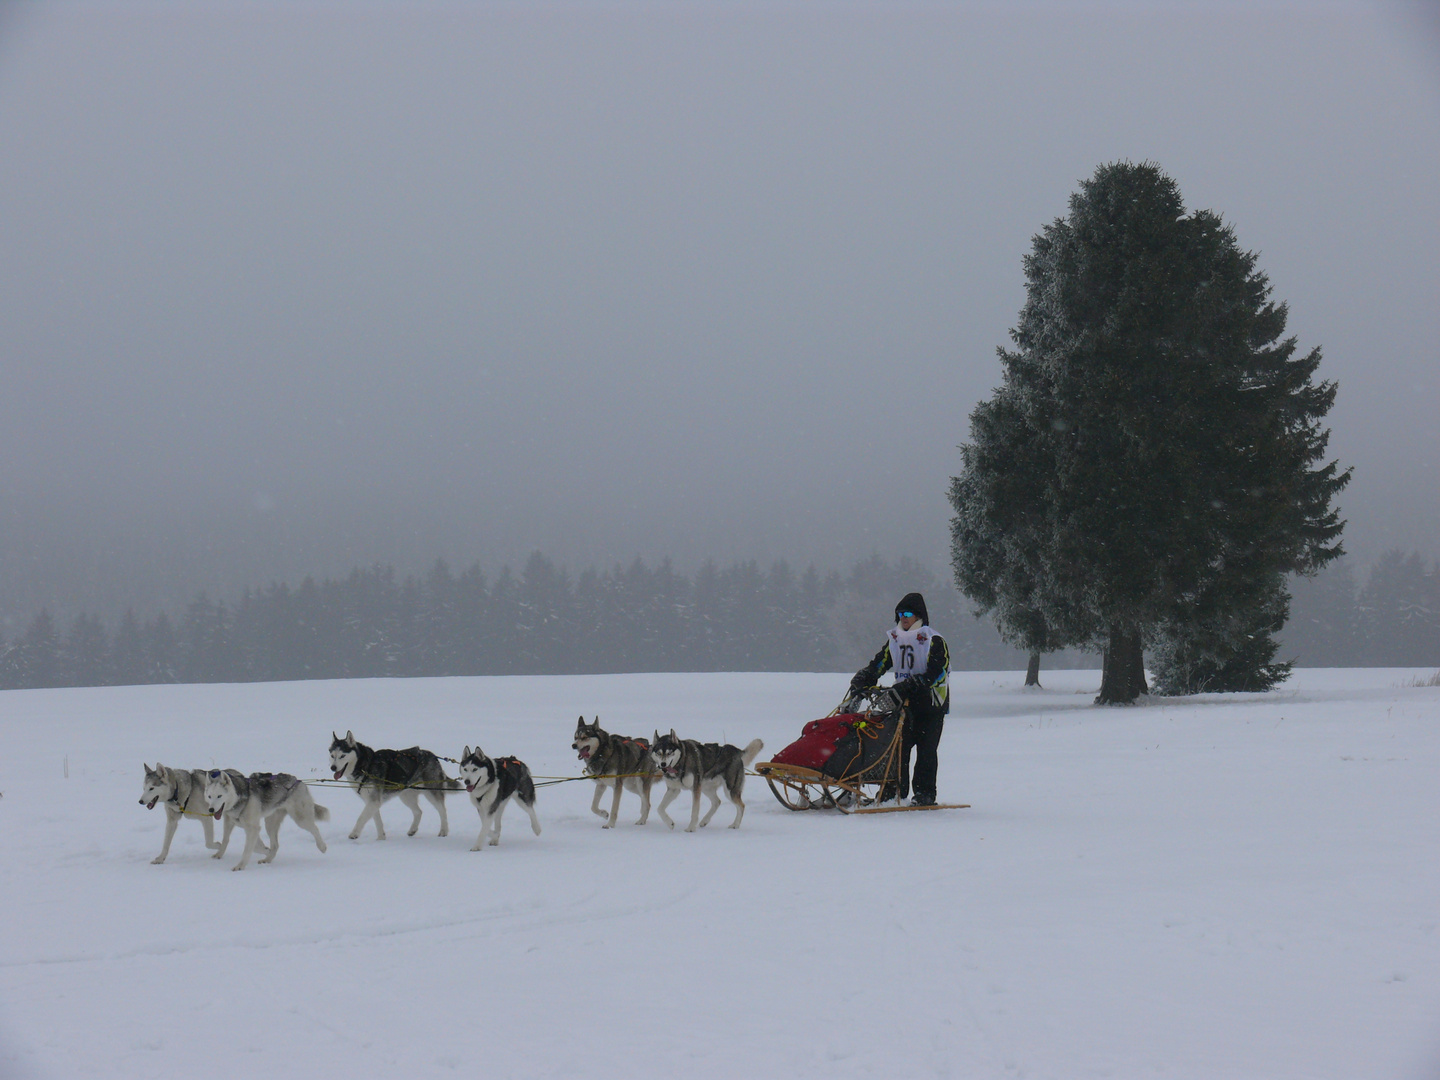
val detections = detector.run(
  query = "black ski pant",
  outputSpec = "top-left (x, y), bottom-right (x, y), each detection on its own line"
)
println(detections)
top-left (900, 706), bottom-right (945, 799)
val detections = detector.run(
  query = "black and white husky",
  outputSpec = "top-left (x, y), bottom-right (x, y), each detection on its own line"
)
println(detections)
top-left (203, 770), bottom-right (330, 871)
top-left (457, 747), bottom-right (542, 852)
top-left (138, 763), bottom-right (231, 864)
top-left (650, 730), bottom-right (763, 832)
top-left (571, 716), bottom-right (661, 828)
top-left (328, 730), bottom-right (461, 840)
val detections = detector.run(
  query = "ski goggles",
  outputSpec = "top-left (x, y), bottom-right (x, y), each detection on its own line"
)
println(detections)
top-left (897, 610), bottom-right (915, 619)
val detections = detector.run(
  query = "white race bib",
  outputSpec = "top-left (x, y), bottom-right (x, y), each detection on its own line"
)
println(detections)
top-left (887, 623), bottom-right (935, 677)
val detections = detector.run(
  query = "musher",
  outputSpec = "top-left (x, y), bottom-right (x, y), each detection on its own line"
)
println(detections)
top-left (846, 591), bottom-right (951, 806)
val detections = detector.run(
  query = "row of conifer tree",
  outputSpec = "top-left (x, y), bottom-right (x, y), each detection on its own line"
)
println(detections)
top-left (0, 550), bottom-right (1433, 692)
top-left (0, 554), bottom-right (1013, 689)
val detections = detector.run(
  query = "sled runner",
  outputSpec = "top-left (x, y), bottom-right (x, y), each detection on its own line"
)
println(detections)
top-left (756, 687), bottom-right (967, 813)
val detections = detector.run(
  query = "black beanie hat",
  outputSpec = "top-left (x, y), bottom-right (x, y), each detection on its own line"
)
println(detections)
top-left (895, 592), bottom-right (929, 625)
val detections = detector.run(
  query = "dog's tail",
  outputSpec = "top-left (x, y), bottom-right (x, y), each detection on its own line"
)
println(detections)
top-left (313, 804), bottom-right (331, 822)
top-left (742, 739), bottom-right (764, 767)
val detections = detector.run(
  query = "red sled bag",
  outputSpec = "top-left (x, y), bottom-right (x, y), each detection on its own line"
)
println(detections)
top-left (770, 710), bottom-right (904, 783)
top-left (769, 714), bottom-right (864, 774)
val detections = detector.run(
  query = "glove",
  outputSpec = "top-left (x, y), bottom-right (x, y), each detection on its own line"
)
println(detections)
top-left (892, 675), bottom-right (922, 699)
top-left (848, 675), bottom-right (871, 696)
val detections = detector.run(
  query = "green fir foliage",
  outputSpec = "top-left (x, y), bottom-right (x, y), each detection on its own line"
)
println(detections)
top-left (950, 161), bottom-right (1350, 701)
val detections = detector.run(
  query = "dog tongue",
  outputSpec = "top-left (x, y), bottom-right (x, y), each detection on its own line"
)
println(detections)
top-left (333, 769), bottom-right (343, 780)
top-left (212, 810), bottom-right (223, 820)
top-left (147, 798), bottom-right (157, 809)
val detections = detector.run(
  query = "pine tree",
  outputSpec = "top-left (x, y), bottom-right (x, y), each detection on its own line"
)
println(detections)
top-left (1358, 550), bottom-right (1437, 666)
top-left (1150, 574), bottom-right (1293, 693)
top-left (62, 612), bottom-right (110, 687)
top-left (951, 162), bottom-right (1349, 702)
top-left (111, 608), bottom-right (148, 686)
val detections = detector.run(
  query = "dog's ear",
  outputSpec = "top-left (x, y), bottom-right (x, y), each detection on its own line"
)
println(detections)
top-left (143, 762), bottom-right (151, 774)
top-left (653, 730), bottom-right (660, 745)
top-left (332, 731), bottom-right (338, 742)
top-left (345, 730), bottom-right (355, 744)
top-left (463, 745), bottom-right (470, 758)
top-left (670, 728), bottom-right (678, 740)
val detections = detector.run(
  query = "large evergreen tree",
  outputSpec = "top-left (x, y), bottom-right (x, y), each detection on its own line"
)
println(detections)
top-left (950, 161), bottom-right (1349, 703)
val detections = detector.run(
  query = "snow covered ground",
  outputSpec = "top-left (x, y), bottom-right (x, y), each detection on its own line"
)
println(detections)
top-left (1, 668), bottom-right (1437, 1080)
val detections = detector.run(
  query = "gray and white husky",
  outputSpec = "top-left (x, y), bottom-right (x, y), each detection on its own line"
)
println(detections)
top-left (204, 769), bottom-right (330, 871)
top-left (458, 746), bottom-right (542, 851)
top-left (571, 716), bottom-right (661, 828)
top-left (328, 730), bottom-right (460, 840)
top-left (138, 763), bottom-right (232, 864)
top-left (650, 730), bottom-right (763, 832)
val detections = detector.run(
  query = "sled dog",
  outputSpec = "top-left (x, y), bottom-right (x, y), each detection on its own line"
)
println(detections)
top-left (328, 730), bottom-right (460, 840)
top-left (139, 763), bottom-right (237, 864)
top-left (650, 729), bottom-right (763, 832)
top-left (204, 770), bottom-right (330, 871)
top-left (571, 716), bottom-right (660, 828)
top-left (458, 746), bottom-right (542, 851)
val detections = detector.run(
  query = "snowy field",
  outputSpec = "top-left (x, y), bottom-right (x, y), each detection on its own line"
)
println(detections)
top-left (1, 668), bottom-right (1437, 1080)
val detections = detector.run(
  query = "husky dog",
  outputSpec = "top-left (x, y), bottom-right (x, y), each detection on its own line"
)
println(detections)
top-left (650, 729), bottom-right (763, 832)
top-left (328, 730), bottom-right (460, 840)
top-left (457, 746), bottom-right (542, 851)
top-left (204, 770), bottom-right (330, 871)
top-left (571, 716), bottom-right (660, 828)
top-left (138, 763), bottom-right (231, 864)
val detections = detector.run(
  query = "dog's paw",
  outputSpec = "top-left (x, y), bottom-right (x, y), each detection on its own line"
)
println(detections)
top-left (470, 843), bottom-right (484, 852)
top-left (407, 827), bottom-right (418, 837)
top-left (211, 850), bottom-right (224, 859)
top-left (348, 832), bottom-right (361, 840)
top-left (438, 827), bottom-right (448, 837)
top-left (150, 855), bottom-right (166, 864)
top-left (230, 864), bottom-right (245, 871)
top-left (601, 821), bottom-right (614, 829)
top-left (205, 842), bottom-right (221, 850)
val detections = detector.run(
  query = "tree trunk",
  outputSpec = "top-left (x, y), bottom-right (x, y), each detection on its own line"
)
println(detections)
top-left (1096, 625), bottom-right (1147, 704)
top-left (1024, 650), bottom-right (1042, 687)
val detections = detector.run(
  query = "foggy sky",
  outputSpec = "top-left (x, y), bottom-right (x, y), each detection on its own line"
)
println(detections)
top-left (2, 1), bottom-right (1438, 629)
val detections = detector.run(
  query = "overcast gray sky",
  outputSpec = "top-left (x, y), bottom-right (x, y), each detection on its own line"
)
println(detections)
top-left (1, 1), bottom-right (1437, 628)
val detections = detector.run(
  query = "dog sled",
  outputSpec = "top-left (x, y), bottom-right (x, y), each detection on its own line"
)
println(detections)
top-left (755, 687), bottom-right (968, 814)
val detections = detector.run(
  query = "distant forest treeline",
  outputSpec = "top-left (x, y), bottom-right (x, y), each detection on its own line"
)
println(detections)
top-left (0, 554), bottom-right (1027, 689)
top-left (0, 549), bottom-right (1434, 691)
top-left (1283, 549), bottom-right (1440, 668)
